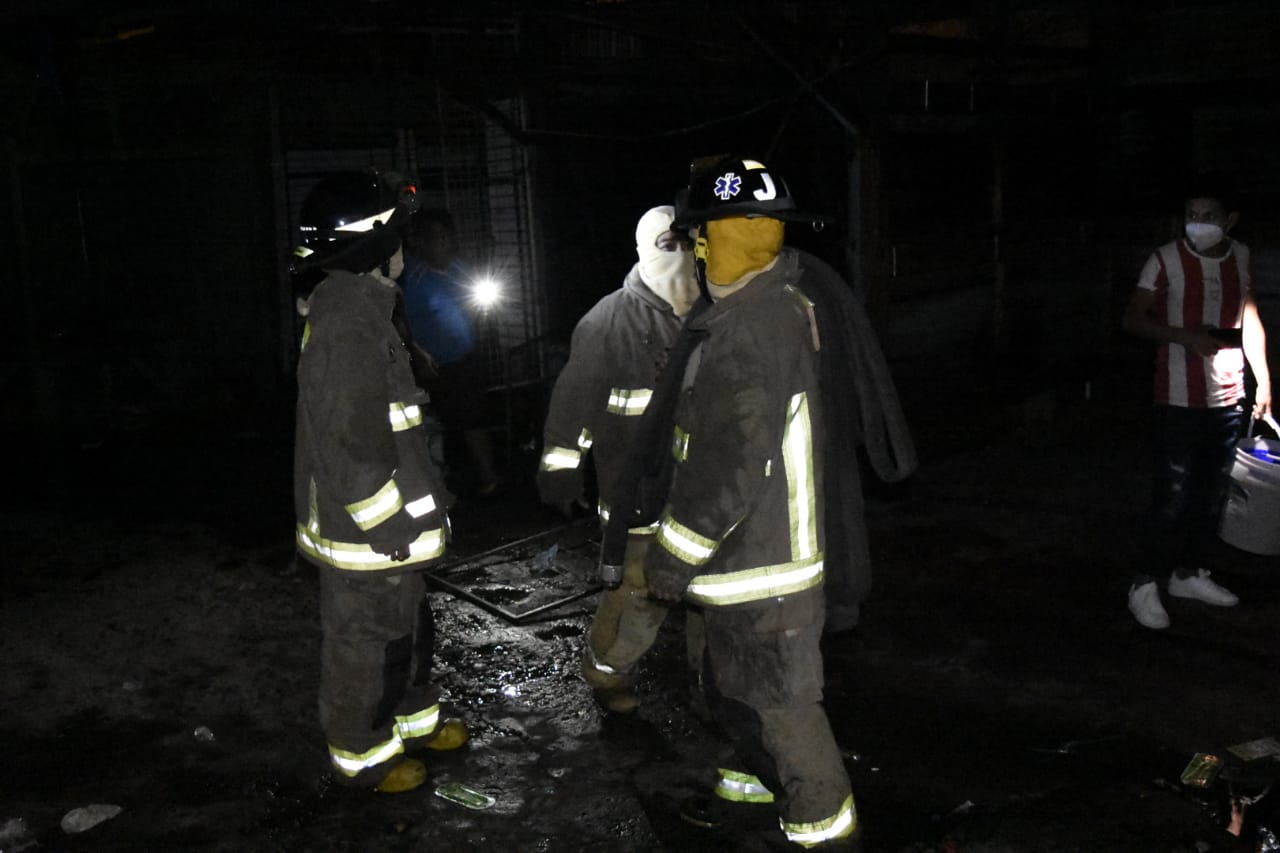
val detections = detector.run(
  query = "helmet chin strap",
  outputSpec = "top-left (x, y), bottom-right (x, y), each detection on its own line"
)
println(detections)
top-left (693, 229), bottom-right (711, 303)
top-left (375, 221), bottom-right (392, 278)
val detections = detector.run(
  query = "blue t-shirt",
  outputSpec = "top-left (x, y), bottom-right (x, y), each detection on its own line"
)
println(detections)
top-left (400, 256), bottom-right (476, 365)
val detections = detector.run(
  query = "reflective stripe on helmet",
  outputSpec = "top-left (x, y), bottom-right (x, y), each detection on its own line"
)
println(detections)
top-left (540, 445), bottom-right (582, 471)
top-left (297, 525), bottom-right (445, 571)
top-left (346, 478), bottom-right (403, 530)
top-left (781, 794), bottom-right (857, 847)
top-left (715, 769), bottom-right (775, 804)
top-left (335, 205), bottom-right (398, 233)
top-left (389, 402), bottom-right (423, 432)
top-left (607, 387), bottom-right (653, 416)
top-left (685, 554), bottom-right (823, 607)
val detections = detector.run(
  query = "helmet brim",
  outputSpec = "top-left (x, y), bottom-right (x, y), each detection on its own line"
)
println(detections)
top-left (671, 207), bottom-right (835, 230)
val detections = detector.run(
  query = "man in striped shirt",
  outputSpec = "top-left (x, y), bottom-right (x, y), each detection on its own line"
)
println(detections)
top-left (1122, 177), bottom-right (1272, 630)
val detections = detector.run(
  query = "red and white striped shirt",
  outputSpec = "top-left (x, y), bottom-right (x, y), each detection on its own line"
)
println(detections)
top-left (1136, 238), bottom-right (1251, 408)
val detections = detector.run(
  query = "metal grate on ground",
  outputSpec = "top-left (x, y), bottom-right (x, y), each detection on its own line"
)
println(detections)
top-left (425, 520), bottom-right (602, 623)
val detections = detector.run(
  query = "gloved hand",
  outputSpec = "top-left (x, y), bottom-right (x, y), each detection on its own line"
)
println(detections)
top-left (537, 469), bottom-right (587, 520)
top-left (368, 512), bottom-right (420, 562)
top-left (646, 560), bottom-right (692, 603)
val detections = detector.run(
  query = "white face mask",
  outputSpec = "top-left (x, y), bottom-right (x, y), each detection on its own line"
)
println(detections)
top-left (1185, 222), bottom-right (1225, 253)
top-left (635, 206), bottom-right (699, 316)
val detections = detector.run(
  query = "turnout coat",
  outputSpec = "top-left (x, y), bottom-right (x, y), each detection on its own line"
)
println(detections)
top-left (294, 270), bottom-right (448, 573)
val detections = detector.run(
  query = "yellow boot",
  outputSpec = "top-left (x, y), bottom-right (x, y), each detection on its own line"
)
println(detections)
top-left (425, 718), bottom-right (469, 751)
top-left (375, 759), bottom-right (426, 793)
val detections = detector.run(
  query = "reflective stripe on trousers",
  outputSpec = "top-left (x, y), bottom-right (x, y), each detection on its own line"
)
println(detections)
top-left (781, 793), bottom-right (856, 847)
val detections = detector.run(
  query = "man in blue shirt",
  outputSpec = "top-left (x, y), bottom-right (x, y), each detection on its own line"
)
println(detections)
top-left (400, 209), bottom-right (500, 495)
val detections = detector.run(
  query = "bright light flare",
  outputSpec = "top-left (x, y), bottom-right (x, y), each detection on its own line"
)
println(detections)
top-left (473, 277), bottom-right (502, 309)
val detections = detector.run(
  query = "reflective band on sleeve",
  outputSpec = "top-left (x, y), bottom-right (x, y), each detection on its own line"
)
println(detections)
top-left (782, 392), bottom-right (818, 561)
top-left (607, 387), bottom-right (653, 416)
top-left (389, 402), bottom-right (423, 432)
top-left (656, 511), bottom-right (718, 566)
top-left (715, 769), bottom-right (775, 803)
top-left (346, 478), bottom-right (403, 530)
top-left (685, 554), bottom-right (824, 607)
top-left (297, 525), bottom-right (446, 571)
top-left (404, 493), bottom-right (436, 519)
top-left (395, 703), bottom-right (441, 741)
top-left (671, 426), bottom-right (690, 462)
top-left (301, 322), bottom-right (312, 352)
top-left (782, 793), bottom-right (857, 847)
top-left (540, 445), bottom-right (582, 471)
top-left (329, 734), bottom-right (405, 778)
top-left (577, 428), bottom-right (594, 450)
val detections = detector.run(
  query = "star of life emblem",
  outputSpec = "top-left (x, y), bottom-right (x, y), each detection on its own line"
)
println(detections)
top-left (714, 172), bottom-right (742, 200)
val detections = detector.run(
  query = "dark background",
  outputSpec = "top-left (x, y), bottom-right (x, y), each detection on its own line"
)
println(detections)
top-left (2, 0), bottom-right (1278, 457)
top-left (4, 5), bottom-right (1280, 850)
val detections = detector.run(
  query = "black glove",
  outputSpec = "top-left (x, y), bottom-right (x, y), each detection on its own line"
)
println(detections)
top-left (645, 550), bottom-right (696, 603)
top-left (367, 512), bottom-right (420, 562)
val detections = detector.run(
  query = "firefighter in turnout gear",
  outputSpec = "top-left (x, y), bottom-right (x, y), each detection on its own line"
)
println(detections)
top-left (538, 205), bottom-right (703, 713)
top-left (292, 170), bottom-right (468, 794)
top-left (647, 157), bottom-right (862, 848)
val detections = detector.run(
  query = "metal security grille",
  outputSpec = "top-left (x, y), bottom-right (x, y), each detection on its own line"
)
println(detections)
top-left (282, 94), bottom-right (542, 392)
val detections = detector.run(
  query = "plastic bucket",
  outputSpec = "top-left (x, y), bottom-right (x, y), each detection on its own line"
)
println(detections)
top-left (1219, 418), bottom-right (1280, 555)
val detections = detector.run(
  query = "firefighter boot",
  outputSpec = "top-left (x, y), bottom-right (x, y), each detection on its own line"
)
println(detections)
top-left (581, 647), bottom-right (639, 714)
top-left (679, 794), bottom-right (777, 832)
top-left (425, 718), bottom-right (469, 751)
top-left (375, 759), bottom-right (427, 794)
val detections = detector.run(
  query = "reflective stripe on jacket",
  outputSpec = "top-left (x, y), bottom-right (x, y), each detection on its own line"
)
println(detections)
top-left (647, 250), bottom-right (826, 609)
top-left (294, 269), bottom-right (448, 574)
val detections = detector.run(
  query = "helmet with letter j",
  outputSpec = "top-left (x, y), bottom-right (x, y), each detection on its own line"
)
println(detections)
top-left (672, 155), bottom-right (830, 290)
top-left (671, 155), bottom-right (830, 229)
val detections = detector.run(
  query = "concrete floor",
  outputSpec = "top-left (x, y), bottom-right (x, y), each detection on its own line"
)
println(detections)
top-left (2, 358), bottom-right (1279, 852)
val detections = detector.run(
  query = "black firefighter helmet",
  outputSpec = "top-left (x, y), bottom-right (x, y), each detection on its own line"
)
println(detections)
top-left (291, 169), bottom-right (419, 286)
top-left (672, 155), bottom-right (831, 230)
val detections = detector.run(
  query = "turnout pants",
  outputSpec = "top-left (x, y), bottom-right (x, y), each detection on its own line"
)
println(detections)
top-left (705, 588), bottom-right (856, 847)
top-left (318, 565), bottom-right (443, 787)
top-left (584, 533), bottom-right (675, 691)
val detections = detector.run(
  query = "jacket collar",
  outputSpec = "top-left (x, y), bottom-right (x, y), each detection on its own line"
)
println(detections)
top-left (690, 248), bottom-right (801, 328)
top-left (623, 263), bottom-right (682, 315)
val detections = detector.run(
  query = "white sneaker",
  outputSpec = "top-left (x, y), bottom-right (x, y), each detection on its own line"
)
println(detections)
top-left (1128, 581), bottom-right (1170, 629)
top-left (1168, 569), bottom-right (1239, 607)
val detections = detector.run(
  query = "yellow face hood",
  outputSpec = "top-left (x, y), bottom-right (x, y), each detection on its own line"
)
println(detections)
top-left (701, 217), bottom-right (784, 286)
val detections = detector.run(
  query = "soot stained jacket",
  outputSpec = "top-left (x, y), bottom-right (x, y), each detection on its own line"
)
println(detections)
top-left (647, 249), bottom-right (826, 609)
top-left (538, 266), bottom-right (686, 522)
top-left (294, 270), bottom-right (448, 573)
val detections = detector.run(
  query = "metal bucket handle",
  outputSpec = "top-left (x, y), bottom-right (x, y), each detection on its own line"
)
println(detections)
top-left (1245, 412), bottom-right (1280, 439)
